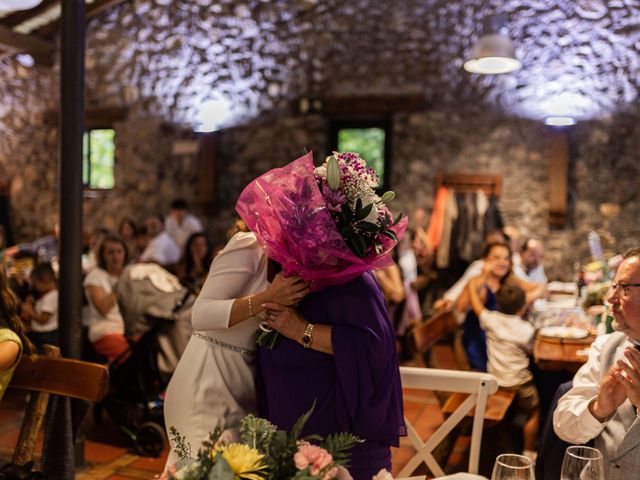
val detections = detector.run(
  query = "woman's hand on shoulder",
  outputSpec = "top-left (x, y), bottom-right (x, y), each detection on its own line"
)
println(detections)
top-left (265, 273), bottom-right (310, 306)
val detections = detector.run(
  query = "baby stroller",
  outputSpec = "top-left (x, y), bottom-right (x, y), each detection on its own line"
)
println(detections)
top-left (96, 264), bottom-right (195, 457)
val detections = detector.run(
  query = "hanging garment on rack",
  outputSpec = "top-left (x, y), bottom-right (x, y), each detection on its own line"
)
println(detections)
top-left (435, 191), bottom-right (458, 269)
top-left (483, 194), bottom-right (504, 236)
top-left (425, 186), bottom-right (449, 252)
top-left (456, 191), bottom-right (479, 263)
top-left (472, 190), bottom-right (489, 259)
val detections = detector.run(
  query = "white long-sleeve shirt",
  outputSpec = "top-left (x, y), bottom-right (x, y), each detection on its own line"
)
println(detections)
top-left (553, 332), bottom-right (634, 444)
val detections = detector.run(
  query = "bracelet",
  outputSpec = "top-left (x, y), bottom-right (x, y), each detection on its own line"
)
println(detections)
top-left (248, 296), bottom-right (254, 317)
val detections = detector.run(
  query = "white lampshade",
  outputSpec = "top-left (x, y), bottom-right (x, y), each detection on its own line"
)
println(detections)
top-left (464, 33), bottom-right (522, 74)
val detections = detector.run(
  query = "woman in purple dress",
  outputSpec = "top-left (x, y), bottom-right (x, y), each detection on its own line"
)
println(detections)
top-left (258, 271), bottom-right (405, 480)
top-left (236, 151), bottom-right (408, 480)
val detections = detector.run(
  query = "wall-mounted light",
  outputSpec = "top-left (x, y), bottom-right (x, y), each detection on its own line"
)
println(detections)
top-left (544, 116), bottom-right (576, 126)
top-left (463, 14), bottom-right (521, 75)
top-left (194, 98), bottom-right (232, 133)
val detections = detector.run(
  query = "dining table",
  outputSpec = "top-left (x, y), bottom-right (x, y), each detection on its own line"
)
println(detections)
top-left (533, 332), bottom-right (595, 373)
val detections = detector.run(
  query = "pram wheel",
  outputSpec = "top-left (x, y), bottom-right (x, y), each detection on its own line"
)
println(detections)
top-left (134, 422), bottom-right (165, 457)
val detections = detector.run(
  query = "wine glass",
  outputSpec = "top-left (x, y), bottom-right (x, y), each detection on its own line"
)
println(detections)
top-left (491, 453), bottom-right (535, 480)
top-left (560, 446), bottom-right (605, 480)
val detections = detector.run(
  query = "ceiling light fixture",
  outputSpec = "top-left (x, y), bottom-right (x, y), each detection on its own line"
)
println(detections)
top-left (463, 14), bottom-right (521, 75)
top-left (0, 0), bottom-right (42, 12)
top-left (544, 116), bottom-right (576, 126)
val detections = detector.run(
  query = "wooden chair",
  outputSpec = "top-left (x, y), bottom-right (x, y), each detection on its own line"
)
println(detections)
top-left (399, 366), bottom-right (498, 478)
top-left (7, 345), bottom-right (109, 466)
top-left (410, 309), bottom-right (458, 355)
top-left (409, 310), bottom-right (516, 425)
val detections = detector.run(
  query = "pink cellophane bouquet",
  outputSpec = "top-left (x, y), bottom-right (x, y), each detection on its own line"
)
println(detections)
top-left (236, 151), bottom-right (407, 292)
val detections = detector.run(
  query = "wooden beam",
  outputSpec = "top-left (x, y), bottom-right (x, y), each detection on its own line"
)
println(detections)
top-left (43, 106), bottom-right (129, 127)
top-left (35, 0), bottom-right (130, 37)
top-left (548, 129), bottom-right (570, 228)
top-left (293, 94), bottom-right (428, 117)
top-left (0, 24), bottom-right (52, 65)
top-left (0, 0), bottom-right (58, 29)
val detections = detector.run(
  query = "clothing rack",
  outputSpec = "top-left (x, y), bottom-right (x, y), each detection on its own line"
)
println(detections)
top-left (435, 174), bottom-right (502, 197)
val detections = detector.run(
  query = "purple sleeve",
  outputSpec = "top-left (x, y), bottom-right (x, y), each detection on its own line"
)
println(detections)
top-left (329, 277), bottom-right (406, 445)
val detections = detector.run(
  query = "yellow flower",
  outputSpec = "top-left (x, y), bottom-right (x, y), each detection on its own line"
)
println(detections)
top-left (216, 443), bottom-right (268, 480)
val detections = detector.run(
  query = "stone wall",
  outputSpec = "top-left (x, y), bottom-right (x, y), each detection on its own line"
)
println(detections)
top-left (1, 0), bottom-right (639, 279)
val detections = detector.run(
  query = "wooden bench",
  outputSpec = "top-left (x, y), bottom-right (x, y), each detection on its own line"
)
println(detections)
top-left (7, 345), bottom-right (109, 466)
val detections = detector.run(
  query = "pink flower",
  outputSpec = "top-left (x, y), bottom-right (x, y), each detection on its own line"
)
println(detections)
top-left (294, 444), bottom-right (334, 475)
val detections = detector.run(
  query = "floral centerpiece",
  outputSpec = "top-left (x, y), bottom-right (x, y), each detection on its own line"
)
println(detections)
top-left (235, 151), bottom-right (406, 348)
top-left (163, 405), bottom-right (361, 480)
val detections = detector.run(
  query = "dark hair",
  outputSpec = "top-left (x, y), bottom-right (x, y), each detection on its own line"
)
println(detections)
top-left (134, 225), bottom-right (148, 238)
top-left (623, 246), bottom-right (640, 260)
top-left (118, 217), bottom-right (137, 235)
top-left (182, 232), bottom-right (212, 275)
top-left (171, 199), bottom-right (188, 210)
top-left (496, 283), bottom-right (526, 315)
top-left (0, 265), bottom-right (35, 355)
top-left (482, 241), bottom-right (512, 260)
top-left (98, 234), bottom-right (129, 270)
top-left (31, 262), bottom-right (56, 285)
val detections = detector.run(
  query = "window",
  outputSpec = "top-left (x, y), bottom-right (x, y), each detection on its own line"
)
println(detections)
top-left (83, 128), bottom-right (115, 189)
top-left (329, 120), bottom-right (391, 190)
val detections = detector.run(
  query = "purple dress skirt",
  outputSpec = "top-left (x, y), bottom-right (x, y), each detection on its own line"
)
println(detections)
top-left (257, 272), bottom-right (406, 480)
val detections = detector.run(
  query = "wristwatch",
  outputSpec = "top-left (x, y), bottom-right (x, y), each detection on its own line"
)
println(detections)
top-left (302, 322), bottom-right (314, 349)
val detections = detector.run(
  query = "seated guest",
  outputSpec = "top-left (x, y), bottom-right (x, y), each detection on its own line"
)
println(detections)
top-left (165, 199), bottom-right (204, 252)
top-left (175, 232), bottom-right (212, 295)
top-left (118, 217), bottom-right (138, 263)
top-left (139, 214), bottom-right (181, 268)
top-left (0, 265), bottom-right (34, 402)
top-left (24, 263), bottom-right (59, 352)
top-left (553, 247), bottom-right (640, 478)
top-left (513, 238), bottom-right (548, 284)
top-left (468, 277), bottom-right (539, 461)
top-left (83, 227), bottom-right (110, 273)
top-left (455, 242), bottom-right (545, 371)
top-left (434, 228), bottom-right (545, 312)
top-left (84, 234), bottom-right (129, 362)
top-left (4, 225), bottom-right (59, 263)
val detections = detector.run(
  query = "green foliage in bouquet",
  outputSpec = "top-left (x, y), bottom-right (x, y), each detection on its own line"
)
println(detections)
top-left (336, 196), bottom-right (404, 258)
top-left (166, 403), bottom-right (362, 480)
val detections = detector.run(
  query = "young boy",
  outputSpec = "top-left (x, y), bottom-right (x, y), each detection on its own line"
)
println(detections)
top-left (467, 276), bottom-right (539, 462)
top-left (25, 263), bottom-right (59, 352)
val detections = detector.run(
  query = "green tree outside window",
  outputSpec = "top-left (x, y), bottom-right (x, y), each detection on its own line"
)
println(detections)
top-left (337, 128), bottom-right (386, 185)
top-left (83, 129), bottom-right (115, 189)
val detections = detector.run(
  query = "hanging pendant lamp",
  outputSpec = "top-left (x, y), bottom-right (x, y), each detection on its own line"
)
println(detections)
top-left (463, 14), bottom-right (521, 75)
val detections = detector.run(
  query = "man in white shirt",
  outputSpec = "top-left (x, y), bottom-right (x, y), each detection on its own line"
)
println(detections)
top-left (139, 214), bottom-right (181, 267)
top-left (165, 199), bottom-right (203, 251)
top-left (513, 238), bottom-right (548, 284)
top-left (553, 247), bottom-right (640, 479)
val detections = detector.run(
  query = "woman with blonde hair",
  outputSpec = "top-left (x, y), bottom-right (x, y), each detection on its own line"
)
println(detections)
top-left (0, 265), bottom-right (34, 401)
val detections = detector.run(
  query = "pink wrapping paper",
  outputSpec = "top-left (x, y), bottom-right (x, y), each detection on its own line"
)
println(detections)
top-left (236, 152), bottom-right (407, 291)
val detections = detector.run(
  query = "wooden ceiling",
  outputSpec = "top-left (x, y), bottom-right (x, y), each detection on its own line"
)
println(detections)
top-left (0, 0), bottom-right (128, 66)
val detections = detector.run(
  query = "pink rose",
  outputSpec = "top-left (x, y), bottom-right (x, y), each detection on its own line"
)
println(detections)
top-left (294, 444), bottom-right (334, 476)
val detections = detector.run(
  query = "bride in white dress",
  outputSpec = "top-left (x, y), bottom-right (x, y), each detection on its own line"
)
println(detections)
top-left (163, 229), bottom-right (309, 465)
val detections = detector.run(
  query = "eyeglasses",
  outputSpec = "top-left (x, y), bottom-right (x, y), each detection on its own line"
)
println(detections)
top-left (609, 282), bottom-right (640, 296)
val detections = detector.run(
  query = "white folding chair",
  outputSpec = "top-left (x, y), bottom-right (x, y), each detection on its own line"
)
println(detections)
top-left (399, 366), bottom-right (499, 478)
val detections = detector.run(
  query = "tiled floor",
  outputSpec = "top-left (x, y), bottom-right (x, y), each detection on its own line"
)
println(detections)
top-left (0, 345), bottom-right (468, 479)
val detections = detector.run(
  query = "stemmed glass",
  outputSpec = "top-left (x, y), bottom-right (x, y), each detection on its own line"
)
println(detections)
top-left (560, 446), bottom-right (605, 480)
top-left (491, 453), bottom-right (535, 480)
